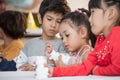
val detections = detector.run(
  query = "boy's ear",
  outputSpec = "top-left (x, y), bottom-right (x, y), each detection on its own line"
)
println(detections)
top-left (79, 26), bottom-right (87, 38)
top-left (37, 13), bottom-right (42, 24)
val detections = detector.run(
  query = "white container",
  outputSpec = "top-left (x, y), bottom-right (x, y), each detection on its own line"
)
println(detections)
top-left (35, 56), bottom-right (48, 79)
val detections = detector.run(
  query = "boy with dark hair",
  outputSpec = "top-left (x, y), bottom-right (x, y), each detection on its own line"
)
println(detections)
top-left (19, 0), bottom-right (71, 71)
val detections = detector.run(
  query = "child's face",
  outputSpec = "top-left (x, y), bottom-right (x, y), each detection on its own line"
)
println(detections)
top-left (40, 11), bottom-right (63, 39)
top-left (89, 8), bottom-right (106, 36)
top-left (89, 1), bottom-right (117, 36)
top-left (59, 22), bottom-right (84, 52)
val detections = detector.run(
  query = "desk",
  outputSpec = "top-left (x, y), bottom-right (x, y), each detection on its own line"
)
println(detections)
top-left (0, 71), bottom-right (120, 80)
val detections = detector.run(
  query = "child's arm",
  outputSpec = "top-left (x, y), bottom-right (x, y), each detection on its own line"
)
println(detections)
top-left (14, 51), bottom-right (28, 71)
top-left (82, 51), bottom-right (91, 62)
top-left (48, 51), bottom-right (97, 77)
top-left (92, 33), bottom-right (120, 76)
top-left (0, 57), bottom-right (17, 71)
top-left (15, 51), bottom-right (36, 71)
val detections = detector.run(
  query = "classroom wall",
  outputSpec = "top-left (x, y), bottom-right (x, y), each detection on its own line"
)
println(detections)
top-left (6, 0), bottom-right (89, 13)
top-left (67, 0), bottom-right (89, 11)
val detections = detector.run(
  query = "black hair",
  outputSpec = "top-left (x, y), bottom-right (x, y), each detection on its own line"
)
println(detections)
top-left (89, 0), bottom-right (120, 26)
top-left (0, 11), bottom-right (26, 39)
top-left (78, 8), bottom-right (91, 17)
top-left (39, 0), bottom-right (71, 19)
top-left (61, 9), bottom-right (96, 47)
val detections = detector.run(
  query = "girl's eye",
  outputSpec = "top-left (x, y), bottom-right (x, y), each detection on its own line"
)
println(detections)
top-left (60, 35), bottom-right (63, 40)
top-left (91, 10), bottom-right (94, 13)
top-left (61, 37), bottom-right (63, 40)
top-left (90, 9), bottom-right (95, 13)
top-left (65, 34), bottom-right (69, 37)
top-left (90, 10), bottom-right (95, 16)
top-left (56, 20), bottom-right (61, 23)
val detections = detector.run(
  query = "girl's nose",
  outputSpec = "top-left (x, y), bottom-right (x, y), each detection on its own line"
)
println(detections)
top-left (62, 38), bottom-right (66, 44)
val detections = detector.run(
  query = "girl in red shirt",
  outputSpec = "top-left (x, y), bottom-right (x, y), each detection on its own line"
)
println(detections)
top-left (48, 0), bottom-right (120, 76)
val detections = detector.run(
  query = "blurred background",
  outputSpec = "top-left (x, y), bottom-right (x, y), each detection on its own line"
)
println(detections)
top-left (0, 0), bottom-right (89, 43)
top-left (6, 0), bottom-right (89, 12)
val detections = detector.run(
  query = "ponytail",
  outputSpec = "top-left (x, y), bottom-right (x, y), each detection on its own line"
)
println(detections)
top-left (78, 8), bottom-right (97, 47)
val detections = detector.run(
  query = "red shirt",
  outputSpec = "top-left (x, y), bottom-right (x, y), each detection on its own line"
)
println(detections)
top-left (53, 26), bottom-right (120, 76)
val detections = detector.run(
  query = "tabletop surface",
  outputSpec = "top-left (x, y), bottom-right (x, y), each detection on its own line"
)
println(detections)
top-left (0, 71), bottom-right (120, 80)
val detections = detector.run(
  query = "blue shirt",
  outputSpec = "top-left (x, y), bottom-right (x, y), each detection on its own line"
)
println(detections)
top-left (0, 57), bottom-right (17, 71)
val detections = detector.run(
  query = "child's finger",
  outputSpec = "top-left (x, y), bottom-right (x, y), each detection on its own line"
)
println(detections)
top-left (43, 64), bottom-right (53, 77)
top-left (44, 63), bottom-right (48, 67)
top-left (46, 42), bottom-right (54, 50)
top-left (46, 42), bottom-right (51, 47)
top-left (48, 66), bottom-right (53, 77)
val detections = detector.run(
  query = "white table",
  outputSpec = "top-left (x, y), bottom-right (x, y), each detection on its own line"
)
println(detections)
top-left (0, 71), bottom-right (120, 80)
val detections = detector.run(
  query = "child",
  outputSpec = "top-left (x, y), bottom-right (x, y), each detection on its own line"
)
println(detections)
top-left (19, 0), bottom-right (71, 71)
top-left (48, 0), bottom-right (120, 76)
top-left (0, 11), bottom-right (26, 71)
top-left (45, 9), bottom-right (96, 67)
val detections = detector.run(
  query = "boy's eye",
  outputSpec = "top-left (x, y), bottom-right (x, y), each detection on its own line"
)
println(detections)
top-left (47, 18), bottom-right (52, 21)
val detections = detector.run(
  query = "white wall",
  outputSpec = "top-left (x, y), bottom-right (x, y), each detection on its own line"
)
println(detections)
top-left (67, 0), bottom-right (89, 11)
top-left (6, 0), bottom-right (89, 12)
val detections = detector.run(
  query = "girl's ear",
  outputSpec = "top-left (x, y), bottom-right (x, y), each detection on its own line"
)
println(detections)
top-left (106, 7), bottom-right (118, 21)
top-left (79, 26), bottom-right (87, 39)
top-left (37, 13), bottom-right (42, 24)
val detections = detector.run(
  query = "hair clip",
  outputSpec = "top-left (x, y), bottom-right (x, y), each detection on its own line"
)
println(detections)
top-left (74, 9), bottom-right (82, 13)
top-left (78, 8), bottom-right (91, 17)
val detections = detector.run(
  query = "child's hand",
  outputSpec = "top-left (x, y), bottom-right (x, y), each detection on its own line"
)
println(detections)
top-left (55, 55), bottom-right (66, 67)
top-left (48, 66), bottom-right (54, 77)
top-left (44, 63), bottom-right (53, 77)
top-left (19, 64), bottom-right (36, 71)
top-left (45, 42), bottom-right (54, 58)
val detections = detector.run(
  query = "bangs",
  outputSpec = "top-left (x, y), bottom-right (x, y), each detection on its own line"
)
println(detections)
top-left (89, 0), bottom-right (102, 11)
